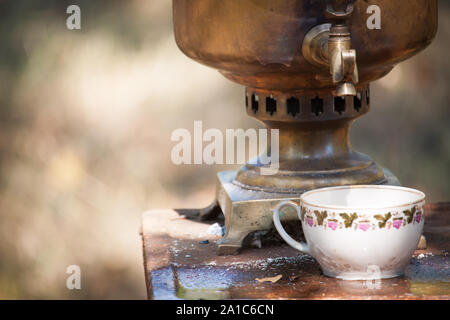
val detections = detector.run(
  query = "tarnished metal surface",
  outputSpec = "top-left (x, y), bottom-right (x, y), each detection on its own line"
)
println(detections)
top-left (173, 0), bottom-right (437, 91)
top-left (172, 0), bottom-right (438, 253)
top-left (141, 203), bottom-right (449, 300)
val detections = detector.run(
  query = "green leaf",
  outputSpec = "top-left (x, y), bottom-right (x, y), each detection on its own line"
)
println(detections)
top-left (403, 208), bottom-right (414, 224)
top-left (314, 210), bottom-right (327, 226)
top-left (340, 212), bottom-right (357, 228)
top-left (374, 213), bottom-right (391, 228)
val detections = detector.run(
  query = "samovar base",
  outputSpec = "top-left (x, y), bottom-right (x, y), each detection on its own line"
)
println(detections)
top-left (213, 169), bottom-right (400, 255)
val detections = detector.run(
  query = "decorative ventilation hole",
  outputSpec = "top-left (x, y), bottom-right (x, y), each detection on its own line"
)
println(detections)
top-left (287, 97), bottom-right (300, 117)
top-left (354, 93), bottom-right (362, 112)
top-left (334, 97), bottom-right (346, 115)
top-left (245, 94), bottom-right (248, 108)
top-left (251, 94), bottom-right (259, 113)
top-left (266, 96), bottom-right (277, 115)
top-left (366, 88), bottom-right (370, 106)
top-left (311, 97), bottom-right (324, 116)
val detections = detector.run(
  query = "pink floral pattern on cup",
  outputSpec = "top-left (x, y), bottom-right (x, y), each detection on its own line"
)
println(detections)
top-left (393, 219), bottom-right (403, 229)
top-left (300, 205), bottom-right (424, 231)
top-left (328, 220), bottom-right (338, 231)
top-left (415, 213), bottom-right (422, 223)
top-left (358, 222), bottom-right (370, 232)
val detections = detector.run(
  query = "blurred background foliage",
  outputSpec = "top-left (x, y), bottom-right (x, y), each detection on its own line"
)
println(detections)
top-left (0, 1), bottom-right (448, 298)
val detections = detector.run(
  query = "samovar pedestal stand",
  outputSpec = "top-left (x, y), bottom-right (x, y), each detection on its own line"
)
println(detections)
top-left (203, 86), bottom-right (399, 255)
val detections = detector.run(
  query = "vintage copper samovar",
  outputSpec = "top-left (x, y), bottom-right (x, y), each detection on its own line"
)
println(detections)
top-left (173, 0), bottom-right (438, 254)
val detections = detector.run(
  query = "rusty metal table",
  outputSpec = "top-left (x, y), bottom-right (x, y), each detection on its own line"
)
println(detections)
top-left (141, 203), bottom-right (449, 300)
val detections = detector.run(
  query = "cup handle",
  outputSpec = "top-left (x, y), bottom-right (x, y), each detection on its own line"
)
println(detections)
top-left (272, 200), bottom-right (310, 254)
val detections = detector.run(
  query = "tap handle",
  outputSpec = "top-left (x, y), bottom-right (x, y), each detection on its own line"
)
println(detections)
top-left (302, 0), bottom-right (359, 96)
top-left (336, 49), bottom-right (359, 96)
top-left (341, 49), bottom-right (359, 84)
top-left (326, 0), bottom-right (358, 96)
top-left (330, 48), bottom-right (359, 97)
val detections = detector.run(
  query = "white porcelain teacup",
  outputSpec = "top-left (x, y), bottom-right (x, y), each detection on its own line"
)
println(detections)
top-left (272, 185), bottom-right (425, 280)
